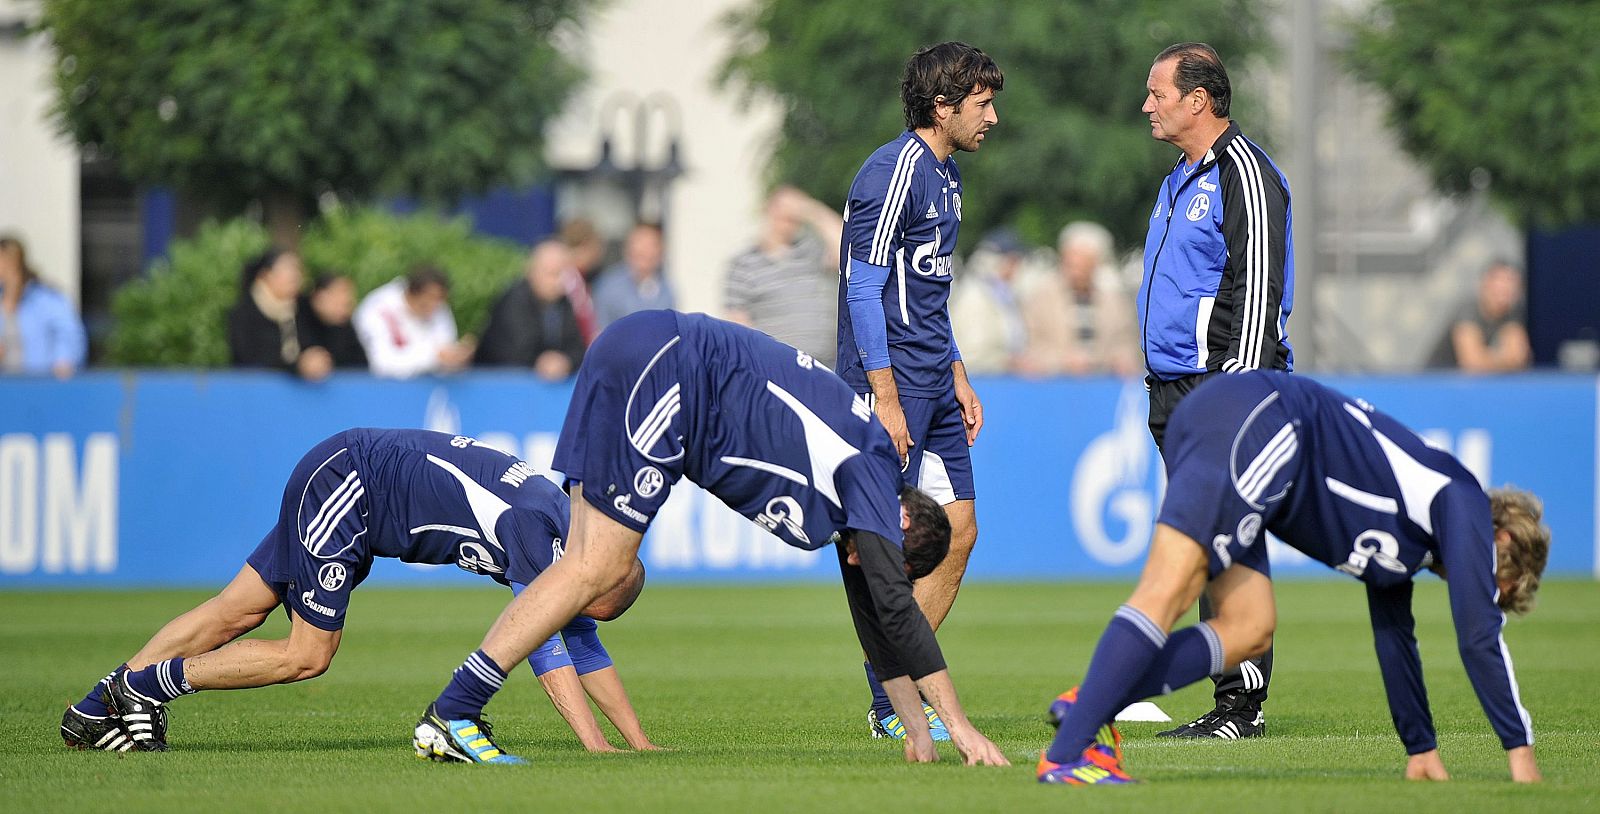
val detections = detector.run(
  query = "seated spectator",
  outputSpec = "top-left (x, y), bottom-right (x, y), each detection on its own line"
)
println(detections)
top-left (949, 229), bottom-right (1030, 374)
top-left (558, 218), bottom-right (604, 345)
top-left (476, 240), bottom-right (587, 381)
top-left (1021, 221), bottom-right (1139, 376)
top-left (1429, 261), bottom-right (1532, 373)
top-left (592, 222), bottom-right (673, 329)
top-left (296, 273), bottom-right (367, 379)
top-left (724, 185), bottom-right (842, 367)
top-left (353, 265), bottom-right (475, 379)
top-left (227, 249), bottom-right (308, 373)
top-left (0, 235), bottom-right (87, 378)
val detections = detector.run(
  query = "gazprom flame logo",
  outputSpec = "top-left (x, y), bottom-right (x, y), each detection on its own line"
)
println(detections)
top-left (1070, 383), bottom-right (1166, 565)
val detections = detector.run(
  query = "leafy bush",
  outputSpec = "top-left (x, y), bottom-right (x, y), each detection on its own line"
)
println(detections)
top-left (107, 209), bottom-right (525, 366)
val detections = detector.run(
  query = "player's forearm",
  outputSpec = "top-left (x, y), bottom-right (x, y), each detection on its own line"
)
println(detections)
top-left (882, 675), bottom-right (933, 739)
top-left (578, 666), bottom-right (655, 749)
top-left (913, 669), bottom-right (975, 732)
top-left (865, 367), bottom-right (901, 407)
top-left (537, 666), bottom-right (614, 751)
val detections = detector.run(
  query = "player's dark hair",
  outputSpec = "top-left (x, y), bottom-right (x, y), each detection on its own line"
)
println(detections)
top-left (239, 248), bottom-right (290, 294)
top-left (585, 558), bottom-right (647, 622)
top-left (405, 264), bottom-right (450, 296)
top-left (1155, 42), bottom-right (1231, 118)
top-left (900, 486), bottom-right (951, 580)
top-left (1488, 487), bottom-right (1550, 615)
top-left (901, 42), bottom-right (1004, 130)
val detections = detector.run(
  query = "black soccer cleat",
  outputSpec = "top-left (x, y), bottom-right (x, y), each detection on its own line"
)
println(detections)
top-left (61, 705), bottom-right (135, 752)
top-left (1156, 696), bottom-right (1265, 739)
top-left (103, 668), bottom-right (170, 751)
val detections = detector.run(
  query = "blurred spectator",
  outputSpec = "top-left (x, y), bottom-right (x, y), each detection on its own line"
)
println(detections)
top-left (949, 229), bottom-right (1030, 374)
top-left (1021, 221), bottom-right (1139, 376)
top-left (476, 239), bottom-right (587, 381)
top-left (592, 222), bottom-right (673, 329)
top-left (296, 273), bottom-right (367, 379)
top-left (725, 186), bottom-right (842, 366)
top-left (227, 249), bottom-right (309, 373)
top-left (0, 235), bottom-right (87, 378)
top-left (354, 265), bottom-right (475, 379)
top-left (1429, 261), bottom-right (1532, 372)
top-left (558, 217), bottom-right (604, 344)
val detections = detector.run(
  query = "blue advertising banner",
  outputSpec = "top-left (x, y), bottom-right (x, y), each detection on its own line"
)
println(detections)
top-left (1, 371), bottom-right (1594, 588)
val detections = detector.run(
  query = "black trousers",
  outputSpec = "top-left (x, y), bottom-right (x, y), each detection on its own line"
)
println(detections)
top-left (1148, 371), bottom-right (1273, 708)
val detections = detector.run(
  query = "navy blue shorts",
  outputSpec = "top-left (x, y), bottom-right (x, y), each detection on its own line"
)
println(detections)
top-left (864, 391), bottom-right (975, 505)
top-left (552, 310), bottom-right (686, 533)
top-left (1155, 374), bottom-right (1297, 579)
top-left (245, 432), bottom-right (373, 631)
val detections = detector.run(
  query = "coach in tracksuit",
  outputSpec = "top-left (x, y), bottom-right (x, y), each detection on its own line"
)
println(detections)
top-left (1136, 42), bottom-right (1294, 739)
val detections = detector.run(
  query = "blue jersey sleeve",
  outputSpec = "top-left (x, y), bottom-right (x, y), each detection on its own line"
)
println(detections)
top-left (1365, 580), bottom-right (1437, 754)
top-left (558, 616), bottom-right (613, 676)
top-left (845, 259), bottom-right (892, 371)
top-left (1436, 492), bottom-right (1535, 750)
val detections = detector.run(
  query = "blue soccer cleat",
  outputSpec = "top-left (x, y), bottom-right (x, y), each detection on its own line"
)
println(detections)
top-left (413, 704), bottom-right (527, 765)
top-left (1046, 686), bottom-right (1123, 763)
top-left (1037, 745), bottom-right (1136, 785)
top-left (867, 703), bottom-right (951, 742)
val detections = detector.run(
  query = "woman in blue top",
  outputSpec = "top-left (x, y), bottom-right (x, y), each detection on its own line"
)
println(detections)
top-left (0, 236), bottom-right (87, 377)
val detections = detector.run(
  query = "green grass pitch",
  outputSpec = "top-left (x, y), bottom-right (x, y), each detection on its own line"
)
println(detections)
top-left (3, 580), bottom-right (1598, 812)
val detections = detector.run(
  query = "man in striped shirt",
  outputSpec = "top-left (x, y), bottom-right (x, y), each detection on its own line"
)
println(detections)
top-left (725, 186), bottom-right (843, 368)
top-left (1136, 42), bottom-right (1295, 739)
top-left (61, 429), bottom-right (654, 760)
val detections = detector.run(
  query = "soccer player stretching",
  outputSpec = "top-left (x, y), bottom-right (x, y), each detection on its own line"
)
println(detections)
top-left (1039, 371), bottom-right (1547, 784)
top-left (837, 41), bottom-right (1001, 741)
top-left (62, 429), bottom-right (655, 758)
top-left (415, 310), bottom-right (1009, 767)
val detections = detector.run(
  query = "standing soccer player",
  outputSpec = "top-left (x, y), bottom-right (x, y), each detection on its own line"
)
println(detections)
top-left (413, 310), bottom-right (1010, 767)
top-left (1138, 42), bottom-right (1294, 739)
top-left (837, 41), bottom-right (1001, 741)
top-left (62, 429), bottom-right (656, 758)
top-left (1038, 371), bottom-right (1547, 784)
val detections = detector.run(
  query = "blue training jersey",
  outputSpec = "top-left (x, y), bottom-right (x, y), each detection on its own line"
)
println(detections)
top-left (836, 130), bottom-right (963, 397)
top-left (1171, 372), bottom-right (1534, 754)
top-left (339, 428), bottom-right (568, 587)
top-left (675, 312), bottom-right (906, 549)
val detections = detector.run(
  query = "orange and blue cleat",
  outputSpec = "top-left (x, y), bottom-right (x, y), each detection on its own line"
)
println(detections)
top-left (1037, 744), bottom-right (1136, 785)
top-left (1046, 686), bottom-right (1123, 763)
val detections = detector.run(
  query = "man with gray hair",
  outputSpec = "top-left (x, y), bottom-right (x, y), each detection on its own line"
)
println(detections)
top-left (1020, 221), bottom-right (1138, 376)
top-left (1136, 41), bottom-right (1295, 739)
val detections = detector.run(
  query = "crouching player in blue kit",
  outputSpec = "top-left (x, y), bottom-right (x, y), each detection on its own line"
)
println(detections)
top-left (61, 429), bottom-right (656, 759)
top-left (1039, 371), bottom-right (1548, 785)
top-left (414, 310), bottom-right (1010, 767)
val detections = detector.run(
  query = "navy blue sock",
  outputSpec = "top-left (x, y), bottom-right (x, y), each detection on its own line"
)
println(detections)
top-left (433, 650), bottom-right (508, 721)
top-left (125, 658), bottom-right (195, 703)
top-left (1046, 605), bottom-right (1167, 763)
top-left (1121, 622), bottom-right (1225, 702)
top-left (864, 661), bottom-right (895, 719)
top-left (75, 664), bottom-right (127, 716)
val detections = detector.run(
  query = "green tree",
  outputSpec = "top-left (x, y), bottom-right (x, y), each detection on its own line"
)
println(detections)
top-left (1346, 0), bottom-right (1600, 226)
top-left (41, 0), bottom-right (594, 246)
top-left (107, 209), bottom-right (525, 366)
top-left (719, 1), bottom-right (1272, 250)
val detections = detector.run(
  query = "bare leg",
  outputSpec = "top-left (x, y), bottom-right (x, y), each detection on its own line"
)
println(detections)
top-left (1198, 563), bottom-right (1276, 670)
top-left (126, 566), bottom-right (283, 669)
top-left (913, 498), bottom-right (976, 631)
top-left (181, 610), bottom-right (341, 689)
top-left (479, 486), bottom-right (642, 671)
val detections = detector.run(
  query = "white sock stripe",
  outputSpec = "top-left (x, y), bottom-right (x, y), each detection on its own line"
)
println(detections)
top-left (1196, 622), bottom-right (1225, 676)
top-left (155, 660), bottom-right (177, 699)
top-left (468, 651), bottom-right (506, 680)
top-left (1115, 604), bottom-right (1168, 648)
top-left (461, 654), bottom-right (505, 688)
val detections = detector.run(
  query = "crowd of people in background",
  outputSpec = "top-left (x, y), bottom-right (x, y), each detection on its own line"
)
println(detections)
top-left (0, 220), bottom-right (1535, 383)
